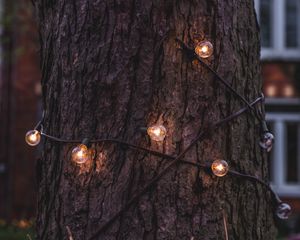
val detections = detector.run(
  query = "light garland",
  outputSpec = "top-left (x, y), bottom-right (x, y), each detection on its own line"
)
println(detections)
top-left (259, 120), bottom-right (275, 152)
top-left (276, 203), bottom-right (292, 220)
top-left (259, 132), bottom-right (274, 152)
top-left (195, 40), bottom-right (214, 58)
top-left (211, 159), bottom-right (229, 177)
top-left (26, 38), bottom-right (291, 238)
top-left (71, 138), bottom-right (95, 164)
top-left (147, 125), bottom-right (167, 141)
top-left (25, 130), bottom-right (41, 146)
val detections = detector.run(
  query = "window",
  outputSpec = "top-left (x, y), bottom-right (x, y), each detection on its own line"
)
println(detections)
top-left (286, 0), bottom-right (299, 48)
top-left (255, 0), bottom-right (300, 60)
top-left (267, 113), bottom-right (300, 197)
top-left (262, 62), bottom-right (300, 99)
top-left (256, 0), bottom-right (300, 197)
top-left (259, 0), bottom-right (273, 47)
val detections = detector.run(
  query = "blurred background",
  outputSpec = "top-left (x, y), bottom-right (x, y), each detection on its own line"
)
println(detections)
top-left (0, 0), bottom-right (39, 238)
top-left (256, 0), bottom-right (300, 239)
top-left (0, 0), bottom-right (299, 239)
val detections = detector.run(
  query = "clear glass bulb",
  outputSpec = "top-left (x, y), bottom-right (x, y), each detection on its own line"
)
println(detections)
top-left (72, 144), bottom-right (94, 164)
top-left (147, 125), bottom-right (167, 142)
top-left (259, 132), bottom-right (274, 152)
top-left (195, 41), bottom-right (213, 58)
top-left (25, 130), bottom-right (41, 146)
top-left (276, 203), bottom-right (292, 219)
top-left (211, 159), bottom-right (229, 177)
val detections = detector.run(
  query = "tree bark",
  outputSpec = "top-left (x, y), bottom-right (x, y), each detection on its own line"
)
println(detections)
top-left (35, 0), bottom-right (277, 239)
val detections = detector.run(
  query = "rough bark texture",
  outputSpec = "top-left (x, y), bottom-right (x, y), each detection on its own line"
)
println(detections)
top-left (35, 0), bottom-right (277, 239)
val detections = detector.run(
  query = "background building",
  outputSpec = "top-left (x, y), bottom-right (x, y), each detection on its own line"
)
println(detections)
top-left (255, 0), bottom-right (300, 237)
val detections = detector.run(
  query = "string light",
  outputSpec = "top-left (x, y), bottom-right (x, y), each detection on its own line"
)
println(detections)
top-left (27, 95), bottom-right (285, 238)
top-left (259, 132), bottom-right (274, 152)
top-left (195, 41), bottom-right (213, 58)
top-left (259, 121), bottom-right (274, 152)
top-left (25, 38), bottom-right (290, 238)
top-left (276, 203), bottom-right (292, 219)
top-left (71, 139), bottom-right (95, 164)
top-left (211, 159), bottom-right (229, 177)
top-left (25, 130), bottom-right (41, 146)
top-left (147, 125), bottom-right (167, 141)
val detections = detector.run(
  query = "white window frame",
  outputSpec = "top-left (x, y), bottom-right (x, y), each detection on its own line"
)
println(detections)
top-left (265, 98), bottom-right (300, 105)
top-left (266, 113), bottom-right (300, 197)
top-left (255, 0), bottom-right (300, 60)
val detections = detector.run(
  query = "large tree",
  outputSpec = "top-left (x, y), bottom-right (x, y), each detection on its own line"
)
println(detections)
top-left (34, 0), bottom-right (277, 239)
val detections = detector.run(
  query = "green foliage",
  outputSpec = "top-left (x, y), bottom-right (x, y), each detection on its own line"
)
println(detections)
top-left (0, 226), bottom-right (34, 240)
top-left (0, 219), bottom-right (34, 240)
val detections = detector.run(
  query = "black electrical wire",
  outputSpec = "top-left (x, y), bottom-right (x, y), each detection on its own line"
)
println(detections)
top-left (34, 91), bottom-right (278, 239)
top-left (86, 95), bottom-right (280, 239)
top-left (39, 97), bottom-right (279, 208)
top-left (175, 38), bottom-right (263, 123)
top-left (30, 39), bottom-right (280, 238)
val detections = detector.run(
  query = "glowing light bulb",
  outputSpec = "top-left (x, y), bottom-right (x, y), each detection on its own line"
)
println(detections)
top-left (71, 144), bottom-right (94, 164)
top-left (195, 41), bottom-right (213, 58)
top-left (25, 130), bottom-right (41, 146)
top-left (259, 132), bottom-right (274, 152)
top-left (276, 203), bottom-right (292, 219)
top-left (147, 125), bottom-right (167, 142)
top-left (211, 159), bottom-right (229, 177)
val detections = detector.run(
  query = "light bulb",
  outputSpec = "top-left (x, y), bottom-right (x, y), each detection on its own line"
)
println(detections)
top-left (25, 130), bottom-right (41, 146)
top-left (147, 125), bottom-right (167, 142)
top-left (259, 132), bottom-right (274, 152)
top-left (71, 144), bottom-right (94, 164)
top-left (211, 159), bottom-right (229, 177)
top-left (195, 41), bottom-right (213, 58)
top-left (276, 203), bottom-right (292, 219)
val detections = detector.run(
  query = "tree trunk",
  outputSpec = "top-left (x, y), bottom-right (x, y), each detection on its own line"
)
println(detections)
top-left (35, 0), bottom-right (277, 239)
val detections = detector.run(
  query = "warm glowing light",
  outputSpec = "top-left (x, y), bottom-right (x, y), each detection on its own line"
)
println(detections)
top-left (259, 132), bottom-right (274, 152)
top-left (195, 41), bottom-right (213, 58)
top-left (276, 203), bottom-right (292, 219)
top-left (265, 85), bottom-right (276, 97)
top-left (71, 144), bottom-right (94, 164)
top-left (16, 219), bottom-right (32, 229)
top-left (147, 125), bottom-right (167, 141)
top-left (211, 159), bottom-right (229, 177)
top-left (202, 45), bottom-right (208, 53)
top-left (25, 130), bottom-right (41, 146)
top-left (283, 85), bottom-right (294, 97)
